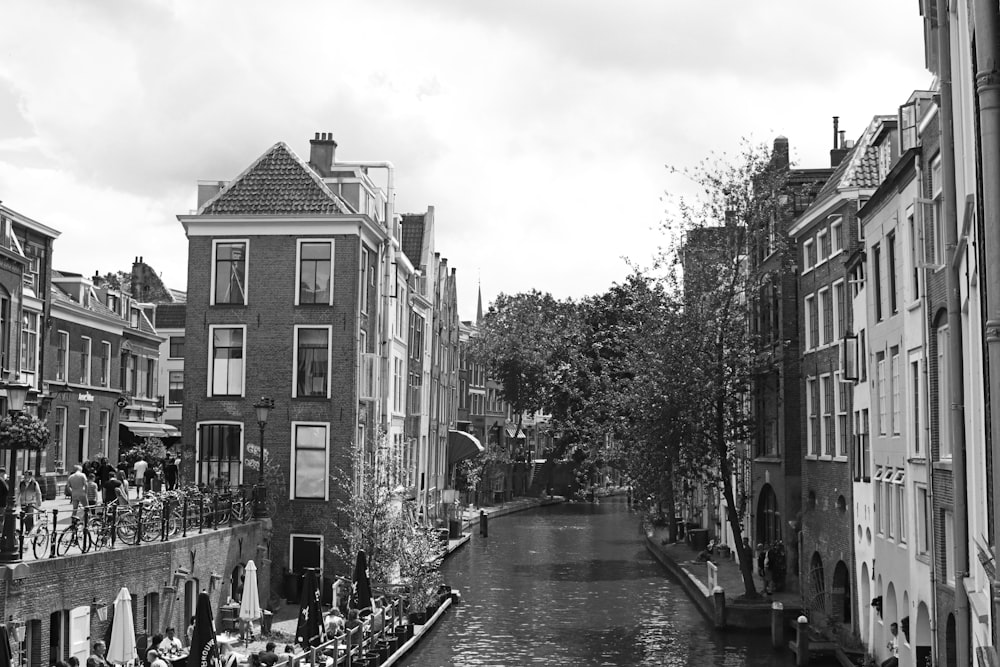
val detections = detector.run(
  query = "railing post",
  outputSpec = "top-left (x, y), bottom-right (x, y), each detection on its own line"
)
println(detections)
top-left (182, 495), bottom-right (188, 537)
top-left (229, 491), bottom-right (235, 527)
top-left (110, 505), bottom-right (117, 548)
top-left (213, 494), bottom-right (219, 530)
top-left (198, 496), bottom-right (204, 534)
top-left (17, 509), bottom-right (23, 560)
top-left (50, 508), bottom-right (58, 558)
top-left (137, 503), bottom-right (144, 544)
top-left (161, 499), bottom-right (168, 542)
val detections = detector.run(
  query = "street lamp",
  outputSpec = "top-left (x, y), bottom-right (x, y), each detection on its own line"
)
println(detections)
top-left (0, 380), bottom-right (31, 563)
top-left (252, 396), bottom-right (274, 518)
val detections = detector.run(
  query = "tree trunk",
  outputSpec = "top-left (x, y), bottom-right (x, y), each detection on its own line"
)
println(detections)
top-left (664, 455), bottom-right (677, 543)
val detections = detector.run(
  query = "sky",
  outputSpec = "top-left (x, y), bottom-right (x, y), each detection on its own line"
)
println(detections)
top-left (0, 0), bottom-right (932, 321)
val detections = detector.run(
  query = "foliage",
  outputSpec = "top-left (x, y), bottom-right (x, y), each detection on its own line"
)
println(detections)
top-left (0, 413), bottom-right (50, 451)
top-left (121, 437), bottom-right (167, 465)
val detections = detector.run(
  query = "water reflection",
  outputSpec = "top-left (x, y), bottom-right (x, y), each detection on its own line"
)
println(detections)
top-left (400, 497), bottom-right (796, 666)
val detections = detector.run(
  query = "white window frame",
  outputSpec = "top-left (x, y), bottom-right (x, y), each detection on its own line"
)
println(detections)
top-left (20, 311), bottom-right (38, 387)
top-left (803, 239), bottom-right (815, 273)
top-left (294, 238), bottom-right (335, 307)
top-left (886, 469), bottom-right (895, 540)
top-left (360, 246), bottom-right (370, 315)
top-left (207, 324), bottom-right (247, 398)
top-left (930, 155), bottom-right (943, 268)
top-left (56, 330), bottom-right (69, 382)
top-left (806, 377), bottom-right (818, 457)
top-left (55, 406), bottom-right (67, 467)
top-left (874, 467), bottom-right (884, 534)
top-left (817, 228), bottom-right (830, 265)
top-left (291, 325), bottom-right (332, 399)
top-left (194, 420), bottom-right (245, 486)
top-left (877, 354), bottom-right (887, 435)
top-left (832, 279), bottom-right (846, 339)
top-left (80, 336), bottom-right (92, 385)
top-left (835, 370), bottom-right (849, 459)
top-left (916, 484), bottom-right (930, 556)
top-left (944, 510), bottom-right (955, 585)
top-left (98, 410), bottom-right (110, 456)
top-left (805, 295), bottom-right (816, 350)
top-left (821, 373), bottom-right (834, 457)
top-left (829, 215), bottom-right (844, 255)
top-left (78, 408), bottom-right (90, 463)
top-left (101, 341), bottom-right (112, 387)
top-left (937, 326), bottom-right (952, 459)
top-left (818, 287), bottom-right (832, 346)
top-left (289, 533), bottom-right (324, 576)
top-left (891, 349), bottom-right (901, 435)
top-left (893, 470), bottom-right (906, 544)
top-left (909, 351), bottom-right (923, 457)
top-left (209, 238), bottom-right (250, 306)
top-left (289, 422), bottom-right (330, 501)
top-left (168, 371), bottom-right (184, 406)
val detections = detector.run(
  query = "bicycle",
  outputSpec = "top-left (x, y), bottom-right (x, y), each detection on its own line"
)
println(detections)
top-left (55, 516), bottom-right (92, 556)
top-left (20, 507), bottom-right (50, 559)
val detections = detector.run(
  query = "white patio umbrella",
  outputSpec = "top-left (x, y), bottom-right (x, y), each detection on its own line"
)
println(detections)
top-left (238, 560), bottom-right (262, 633)
top-left (107, 587), bottom-right (138, 666)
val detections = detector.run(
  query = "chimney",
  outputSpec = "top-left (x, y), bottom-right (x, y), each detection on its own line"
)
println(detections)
top-left (132, 256), bottom-right (143, 300)
top-left (772, 136), bottom-right (789, 169)
top-left (830, 117), bottom-right (849, 168)
top-left (197, 180), bottom-right (227, 209)
top-left (309, 132), bottom-right (338, 177)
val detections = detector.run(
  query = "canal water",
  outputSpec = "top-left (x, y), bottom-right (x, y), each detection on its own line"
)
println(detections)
top-left (400, 496), bottom-right (796, 666)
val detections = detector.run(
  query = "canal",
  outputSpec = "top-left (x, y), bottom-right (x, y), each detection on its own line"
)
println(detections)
top-left (400, 496), bottom-right (796, 666)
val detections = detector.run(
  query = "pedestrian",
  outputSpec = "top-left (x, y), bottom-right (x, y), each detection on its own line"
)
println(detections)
top-left (144, 463), bottom-right (157, 494)
top-left (103, 473), bottom-right (123, 507)
top-left (18, 469), bottom-right (42, 534)
top-left (87, 640), bottom-right (110, 667)
top-left (882, 622), bottom-right (900, 667)
top-left (133, 457), bottom-right (148, 498)
top-left (258, 642), bottom-right (279, 667)
top-left (163, 452), bottom-right (178, 491)
top-left (85, 473), bottom-right (99, 506)
top-left (67, 465), bottom-right (88, 523)
top-left (68, 657), bottom-right (80, 667)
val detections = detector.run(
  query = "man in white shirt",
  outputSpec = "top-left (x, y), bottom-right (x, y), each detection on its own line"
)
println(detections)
top-left (132, 458), bottom-right (148, 498)
top-left (881, 622), bottom-right (899, 667)
top-left (158, 627), bottom-right (183, 653)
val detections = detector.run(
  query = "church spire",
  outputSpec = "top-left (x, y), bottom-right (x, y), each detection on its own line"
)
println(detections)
top-left (476, 280), bottom-right (483, 326)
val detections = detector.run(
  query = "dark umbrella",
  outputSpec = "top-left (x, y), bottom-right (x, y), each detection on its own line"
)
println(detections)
top-left (0, 624), bottom-right (13, 667)
top-left (187, 591), bottom-right (220, 667)
top-left (351, 550), bottom-right (374, 614)
top-left (295, 568), bottom-right (323, 648)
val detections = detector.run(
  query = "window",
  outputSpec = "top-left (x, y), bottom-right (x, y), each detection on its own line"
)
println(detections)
top-left (805, 295), bottom-right (817, 349)
top-left (820, 288), bottom-right (832, 345)
top-left (833, 281), bottom-right (846, 338)
top-left (169, 336), bottom-right (185, 359)
top-left (888, 231), bottom-right (898, 314)
top-left (836, 371), bottom-right (849, 457)
top-left (886, 469), bottom-right (895, 539)
top-left (107, 293), bottom-right (119, 313)
top-left (874, 468), bottom-right (884, 534)
top-left (936, 326), bottom-right (951, 459)
top-left (78, 408), bottom-right (89, 463)
top-left (100, 342), bottom-right (112, 387)
top-left (908, 211), bottom-right (920, 300)
top-left (20, 311), bottom-right (37, 387)
top-left (893, 470), bottom-right (906, 543)
top-left (890, 348), bottom-right (900, 435)
top-left (291, 423), bottom-right (329, 500)
top-left (807, 378), bottom-right (819, 456)
top-left (930, 156), bottom-right (943, 267)
top-left (293, 326), bottom-right (330, 398)
top-left (169, 371), bottom-right (184, 405)
top-left (145, 358), bottom-right (156, 398)
top-left (209, 326), bottom-right (245, 397)
top-left (830, 216), bottom-right (843, 254)
top-left (212, 240), bottom-right (248, 305)
top-left (360, 247), bottom-right (370, 315)
top-left (855, 409), bottom-right (871, 481)
top-left (297, 240), bottom-right (333, 305)
top-left (130, 308), bottom-right (140, 328)
top-left (876, 353), bottom-right (887, 434)
top-left (197, 422), bottom-right (243, 487)
top-left (822, 375), bottom-right (835, 456)
top-left (98, 410), bottom-right (110, 456)
top-left (873, 243), bottom-right (883, 321)
top-left (859, 329), bottom-right (867, 382)
top-left (289, 534), bottom-right (323, 575)
top-left (818, 229), bottom-right (830, 262)
top-left (54, 406), bottom-right (67, 468)
top-left (916, 485), bottom-right (930, 556)
top-left (944, 510), bottom-right (955, 585)
top-left (910, 356), bottom-right (922, 456)
top-left (803, 239), bottom-right (815, 272)
top-left (56, 331), bottom-right (69, 381)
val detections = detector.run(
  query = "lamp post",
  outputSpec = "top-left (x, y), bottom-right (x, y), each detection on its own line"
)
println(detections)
top-left (252, 396), bottom-right (274, 518)
top-left (0, 380), bottom-right (31, 563)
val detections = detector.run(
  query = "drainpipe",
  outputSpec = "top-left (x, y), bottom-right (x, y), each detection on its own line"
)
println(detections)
top-left (936, 1), bottom-right (970, 664)
top-left (972, 0), bottom-right (1000, 653)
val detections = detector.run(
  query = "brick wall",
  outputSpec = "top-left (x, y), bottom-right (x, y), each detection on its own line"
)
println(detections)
top-left (1, 520), bottom-right (270, 667)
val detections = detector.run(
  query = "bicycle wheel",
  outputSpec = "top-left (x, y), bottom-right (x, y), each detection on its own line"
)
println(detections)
top-left (116, 511), bottom-right (139, 545)
top-left (31, 528), bottom-right (49, 559)
top-left (142, 510), bottom-right (162, 542)
top-left (55, 527), bottom-right (78, 556)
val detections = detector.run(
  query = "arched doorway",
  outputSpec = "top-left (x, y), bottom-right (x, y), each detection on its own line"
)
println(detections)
top-left (860, 563), bottom-right (871, 648)
top-left (945, 613), bottom-right (956, 667)
top-left (756, 484), bottom-right (781, 545)
top-left (915, 601), bottom-right (931, 667)
top-left (832, 561), bottom-right (851, 624)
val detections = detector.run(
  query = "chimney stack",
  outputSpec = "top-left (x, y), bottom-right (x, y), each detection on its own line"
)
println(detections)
top-left (771, 136), bottom-right (790, 170)
top-left (309, 132), bottom-right (338, 177)
top-left (830, 117), bottom-right (849, 168)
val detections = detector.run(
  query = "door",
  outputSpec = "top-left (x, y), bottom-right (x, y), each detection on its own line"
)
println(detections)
top-left (68, 606), bottom-right (90, 663)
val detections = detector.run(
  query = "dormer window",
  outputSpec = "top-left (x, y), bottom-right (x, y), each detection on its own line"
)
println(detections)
top-left (130, 308), bottom-right (139, 328)
top-left (107, 293), bottom-right (119, 313)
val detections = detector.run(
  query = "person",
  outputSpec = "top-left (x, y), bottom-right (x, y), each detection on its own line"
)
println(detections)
top-left (85, 473), bottom-right (100, 506)
top-left (67, 465), bottom-right (88, 523)
top-left (187, 616), bottom-right (196, 645)
top-left (56, 661), bottom-right (69, 667)
top-left (218, 640), bottom-right (240, 667)
top-left (97, 457), bottom-right (113, 488)
top-left (87, 640), bottom-right (110, 667)
top-left (344, 609), bottom-right (362, 632)
top-left (258, 642), bottom-right (279, 667)
top-left (133, 457), bottom-right (148, 498)
top-left (68, 657), bottom-right (80, 667)
top-left (158, 627), bottom-right (183, 653)
top-left (767, 542), bottom-right (782, 593)
top-left (324, 609), bottom-right (345, 637)
top-left (144, 463), bottom-right (158, 493)
top-left (163, 453), bottom-right (179, 491)
top-left (147, 649), bottom-right (169, 667)
top-left (882, 622), bottom-right (900, 667)
top-left (103, 473), bottom-right (123, 507)
top-left (17, 469), bottom-right (42, 533)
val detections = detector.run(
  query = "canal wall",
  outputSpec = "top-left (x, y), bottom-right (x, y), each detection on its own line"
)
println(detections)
top-left (644, 534), bottom-right (715, 622)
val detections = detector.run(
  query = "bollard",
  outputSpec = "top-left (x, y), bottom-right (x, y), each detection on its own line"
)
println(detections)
top-left (50, 508), bottom-right (58, 558)
top-left (712, 586), bottom-right (726, 628)
top-left (182, 496), bottom-right (188, 537)
top-left (480, 510), bottom-right (488, 538)
top-left (771, 601), bottom-right (784, 649)
top-left (795, 615), bottom-right (809, 667)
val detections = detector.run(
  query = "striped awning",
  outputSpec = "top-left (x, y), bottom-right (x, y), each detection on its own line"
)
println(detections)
top-left (119, 421), bottom-right (181, 439)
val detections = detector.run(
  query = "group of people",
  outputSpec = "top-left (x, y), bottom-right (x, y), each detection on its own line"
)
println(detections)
top-left (755, 540), bottom-right (787, 594)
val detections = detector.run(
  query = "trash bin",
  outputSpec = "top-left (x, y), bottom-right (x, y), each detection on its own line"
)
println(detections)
top-left (448, 519), bottom-right (462, 539)
top-left (689, 528), bottom-right (709, 552)
top-left (261, 610), bottom-right (273, 634)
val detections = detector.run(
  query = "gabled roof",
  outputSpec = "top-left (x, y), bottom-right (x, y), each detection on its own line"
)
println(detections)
top-left (199, 142), bottom-right (352, 216)
top-left (400, 214), bottom-right (426, 268)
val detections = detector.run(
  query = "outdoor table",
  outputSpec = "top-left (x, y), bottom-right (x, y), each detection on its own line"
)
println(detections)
top-left (167, 651), bottom-right (189, 667)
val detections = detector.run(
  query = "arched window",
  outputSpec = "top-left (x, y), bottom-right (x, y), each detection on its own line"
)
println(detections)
top-left (756, 484), bottom-right (781, 545)
top-left (809, 552), bottom-right (826, 612)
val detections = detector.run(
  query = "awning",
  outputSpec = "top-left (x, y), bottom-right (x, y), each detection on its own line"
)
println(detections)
top-left (119, 421), bottom-right (182, 439)
top-left (448, 429), bottom-right (484, 466)
top-left (505, 426), bottom-right (526, 439)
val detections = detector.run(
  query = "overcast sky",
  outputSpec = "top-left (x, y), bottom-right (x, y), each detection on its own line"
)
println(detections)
top-left (0, 0), bottom-right (931, 320)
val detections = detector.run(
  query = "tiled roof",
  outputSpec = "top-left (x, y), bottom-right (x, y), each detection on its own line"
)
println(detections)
top-left (400, 214), bottom-right (426, 267)
top-left (154, 304), bottom-right (186, 329)
top-left (199, 142), bottom-right (351, 216)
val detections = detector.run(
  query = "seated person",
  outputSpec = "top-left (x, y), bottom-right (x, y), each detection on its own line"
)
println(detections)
top-left (158, 628), bottom-right (183, 653)
top-left (257, 643), bottom-right (279, 667)
top-left (344, 609), bottom-right (362, 632)
top-left (324, 610), bottom-right (345, 637)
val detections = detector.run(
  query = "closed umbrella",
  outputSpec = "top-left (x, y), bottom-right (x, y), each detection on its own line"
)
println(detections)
top-left (238, 560), bottom-right (262, 636)
top-left (107, 587), bottom-right (137, 665)
top-left (351, 550), bottom-right (374, 614)
top-left (188, 591), bottom-right (220, 667)
top-left (295, 568), bottom-right (323, 648)
top-left (0, 625), bottom-right (13, 667)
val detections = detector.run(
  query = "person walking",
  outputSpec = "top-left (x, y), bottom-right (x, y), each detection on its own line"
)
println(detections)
top-left (163, 452), bottom-right (178, 491)
top-left (86, 641), bottom-right (110, 667)
top-left (66, 465), bottom-right (88, 523)
top-left (133, 457), bottom-right (148, 498)
top-left (17, 469), bottom-right (42, 534)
